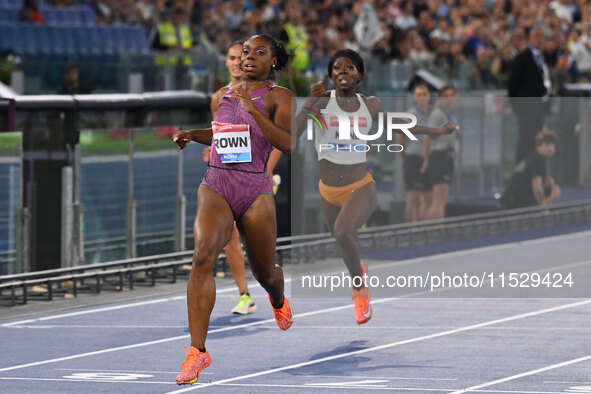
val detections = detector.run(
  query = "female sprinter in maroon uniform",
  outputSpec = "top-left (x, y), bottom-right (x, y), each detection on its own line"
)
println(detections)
top-left (172, 34), bottom-right (294, 385)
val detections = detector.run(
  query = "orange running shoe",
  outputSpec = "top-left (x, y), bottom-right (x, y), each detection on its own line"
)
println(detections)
top-left (175, 346), bottom-right (212, 385)
top-left (268, 294), bottom-right (294, 330)
top-left (351, 262), bottom-right (372, 324)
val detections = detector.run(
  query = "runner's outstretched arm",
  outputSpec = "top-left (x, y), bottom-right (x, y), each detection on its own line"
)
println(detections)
top-left (172, 128), bottom-right (213, 149)
top-left (366, 97), bottom-right (457, 136)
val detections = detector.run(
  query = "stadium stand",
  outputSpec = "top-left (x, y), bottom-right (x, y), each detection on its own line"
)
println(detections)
top-left (0, 0), bottom-right (150, 90)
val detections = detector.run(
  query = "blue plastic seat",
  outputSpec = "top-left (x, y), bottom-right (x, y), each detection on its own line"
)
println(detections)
top-left (0, 23), bottom-right (15, 52)
top-left (20, 24), bottom-right (37, 54)
top-left (45, 25), bottom-right (61, 53)
top-left (79, 7), bottom-right (95, 26)
top-left (42, 8), bottom-right (57, 24)
top-left (97, 26), bottom-right (115, 55)
top-left (35, 25), bottom-right (51, 54)
top-left (0, 0), bottom-right (22, 10)
top-left (61, 26), bottom-right (77, 55)
top-left (55, 9), bottom-right (68, 25)
top-left (11, 25), bottom-right (26, 54)
top-left (74, 26), bottom-right (90, 54)
top-left (65, 8), bottom-right (81, 26)
top-left (110, 26), bottom-right (126, 54)
top-left (0, 9), bottom-right (20, 23)
top-left (127, 27), bottom-right (150, 53)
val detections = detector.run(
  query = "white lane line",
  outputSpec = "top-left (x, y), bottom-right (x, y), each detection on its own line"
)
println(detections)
top-left (6, 324), bottom-right (281, 329)
top-left (0, 333), bottom-right (190, 373)
top-left (1, 295), bottom-right (185, 327)
top-left (296, 375), bottom-right (457, 381)
top-left (241, 325), bottom-right (591, 331)
top-left (474, 390), bottom-right (565, 394)
top-left (0, 376), bottom-right (176, 385)
top-left (0, 282), bottom-right (250, 327)
top-left (165, 299), bottom-right (591, 393)
top-left (0, 298), bottom-right (396, 373)
top-left (216, 385), bottom-right (567, 392)
top-left (7, 325), bottom-right (189, 329)
top-left (543, 380), bottom-right (591, 384)
top-left (450, 354), bottom-right (591, 393)
top-left (211, 383), bottom-right (452, 391)
top-left (54, 368), bottom-right (204, 375)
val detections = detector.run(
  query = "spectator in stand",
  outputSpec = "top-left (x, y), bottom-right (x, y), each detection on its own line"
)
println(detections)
top-left (417, 10), bottom-right (435, 50)
top-left (79, 0), bottom-right (114, 25)
top-left (432, 39), bottom-right (452, 71)
top-left (550, 0), bottom-right (576, 26)
top-left (372, 25), bottom-right (396, 63)
top-left (395, 1), bottom-right (418, 31)
top-left (341, 26), bottom-right (361, 52)
top-left (568, 24), bottom-right (591, 81)
top-left (323, 11), bottom-right (342, 48)
top-left (491, 45), bottom-right (514, 87)
top-left (21, 0), bottom-right (44, 24)
top-left (114, 0), bottom-right (141, 25)
top-left (306, 24), bottom-right (325, 58)
top-left (473, 47), bottom-right (497, 89)
top-left (429, 0), bottom-right (449, 20)
top-left (224, 0), bottom-right (244, 32)
top-left (463, 21), bottom-right (486, 59)
top-left (412, 0), bottom-right (429, 19)
top-left (56, 0), bottom-right (589, 92)
top-left (137, 0), bottom-right (163, 30)
top-left (430, 19), bottom-right (452, 44)
top-left (57, 63), bottom-right (92, 95)
top-left (408, 34), bottom-right (433, 67)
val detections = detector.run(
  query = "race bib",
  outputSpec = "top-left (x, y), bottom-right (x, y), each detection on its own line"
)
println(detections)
top-left (212, 122), bottom-right (252, 163)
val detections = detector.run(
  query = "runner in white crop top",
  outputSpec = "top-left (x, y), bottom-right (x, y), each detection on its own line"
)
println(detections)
top-left (314, 90), bottom-right (373, 165)
top-left (296, 49), bottom-right (456, 326)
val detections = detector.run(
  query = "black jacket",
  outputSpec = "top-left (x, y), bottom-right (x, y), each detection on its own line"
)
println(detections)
top-left (508, 48), bottom-right (547, 98)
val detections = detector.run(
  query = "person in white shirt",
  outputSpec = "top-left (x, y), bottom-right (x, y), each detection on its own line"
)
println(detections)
top-left (568, 25), bottom-right (591, 80)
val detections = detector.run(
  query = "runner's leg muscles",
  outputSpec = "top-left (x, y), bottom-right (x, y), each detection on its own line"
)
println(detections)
top-left (237, 193), bottom-right (284, 308)
top-left (225, 223), bottom-right (248, 294)
top-left (188, 185), bottom-right (234, 349)
top-left (333, 182), bottom-right (377, 286)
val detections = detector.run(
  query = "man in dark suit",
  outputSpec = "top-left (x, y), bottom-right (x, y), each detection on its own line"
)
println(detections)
top-left (508, 27), bottom-right (552, 163)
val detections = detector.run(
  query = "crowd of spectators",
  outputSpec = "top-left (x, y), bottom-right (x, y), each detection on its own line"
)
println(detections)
top-left (30, 0), bottom-right (591, 90)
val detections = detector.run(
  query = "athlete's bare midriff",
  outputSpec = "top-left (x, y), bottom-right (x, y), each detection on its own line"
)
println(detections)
top-left (319, 159), bottom-right (367, 187)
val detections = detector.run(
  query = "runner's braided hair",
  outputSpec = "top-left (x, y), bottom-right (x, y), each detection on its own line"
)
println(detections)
top-left (248, 34), bottom-right (290, 79)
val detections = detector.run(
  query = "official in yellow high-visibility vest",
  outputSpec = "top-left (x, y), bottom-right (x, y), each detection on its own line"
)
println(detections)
top-left (153, 8), bottom-right (193, 67)
top-left (282, 20), bottom-right (309, 72)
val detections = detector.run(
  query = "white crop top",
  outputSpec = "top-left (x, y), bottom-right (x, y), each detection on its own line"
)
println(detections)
top-left (314, 90), bottom-right (373, 165)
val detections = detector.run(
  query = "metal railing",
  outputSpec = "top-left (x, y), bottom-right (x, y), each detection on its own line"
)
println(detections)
top-left (2, 199), bottom-right (589, 306)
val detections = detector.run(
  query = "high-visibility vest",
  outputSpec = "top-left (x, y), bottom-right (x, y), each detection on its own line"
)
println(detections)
top-left (154, 23), bottom-right (192, 66)
top-left (284, 22), bottom-right (309, 72)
